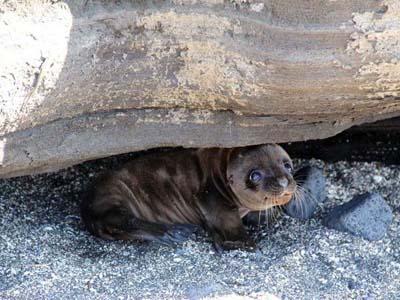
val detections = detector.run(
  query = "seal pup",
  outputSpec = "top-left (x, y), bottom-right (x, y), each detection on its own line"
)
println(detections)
top-left (81, 144), bottom-right (296, 251)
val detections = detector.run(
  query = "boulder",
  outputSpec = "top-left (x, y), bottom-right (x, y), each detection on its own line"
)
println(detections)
top-left (1, 0), bottom-right (400, 177)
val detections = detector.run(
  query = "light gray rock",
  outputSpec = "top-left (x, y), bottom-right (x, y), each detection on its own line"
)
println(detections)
top-left (323, 193), bottom-right (393, 241)
top-left (1, 1), bottom-right (400, 178)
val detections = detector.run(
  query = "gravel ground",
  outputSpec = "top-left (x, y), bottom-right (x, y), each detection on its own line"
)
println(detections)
top-left (0, 153), bottom-right (399, 300)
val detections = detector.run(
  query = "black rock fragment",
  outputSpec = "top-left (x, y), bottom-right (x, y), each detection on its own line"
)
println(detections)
top-left (322, 193), bottom-right (393, 241)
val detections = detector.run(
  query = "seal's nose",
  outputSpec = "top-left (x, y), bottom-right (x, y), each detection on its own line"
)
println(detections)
top-left (277, 177), bottom-right (288, 188)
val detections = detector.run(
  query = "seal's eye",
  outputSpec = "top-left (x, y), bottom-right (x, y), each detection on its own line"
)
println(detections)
top-left (249, 170), bottom-right (262, 183)
top-left (284, 162), bottom-right (293, 173)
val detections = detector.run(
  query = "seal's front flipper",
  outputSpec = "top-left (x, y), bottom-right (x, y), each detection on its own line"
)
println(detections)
top-left (212, 233), bottom-right (257, 253)
top-left (218, 239), bottom-right (257, 252)
top-left (198, 181), bottom-right (257, 252)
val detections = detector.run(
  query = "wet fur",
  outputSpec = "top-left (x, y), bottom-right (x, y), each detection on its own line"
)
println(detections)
top-left (81, 144), bottom-right (296, 251)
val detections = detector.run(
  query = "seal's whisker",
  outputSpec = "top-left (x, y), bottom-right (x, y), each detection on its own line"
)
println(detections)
top-left (298, 189), bottom-right (308, 217)
top-left (264, 208), bottom-right (269, 228)
top-left (298, 191), bottom-right (306, 217)
top-left (296, 185), bottom-right (320, 205)
top-left (293, 188), bottom-right (306, 217)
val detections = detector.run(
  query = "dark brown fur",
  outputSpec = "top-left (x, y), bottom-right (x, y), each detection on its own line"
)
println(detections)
top-left (81, 144), bottom-right (296, 251)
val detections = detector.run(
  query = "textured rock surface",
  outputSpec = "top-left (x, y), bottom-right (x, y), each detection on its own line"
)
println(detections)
top-left (1, 0), bottom-right (400, 177)
top-left (323, 193), bottom-right (393, 241)
top-left (284, 166), bottom-right (326, 220)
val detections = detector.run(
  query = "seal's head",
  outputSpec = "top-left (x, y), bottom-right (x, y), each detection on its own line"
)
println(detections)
top-left (227, 144), bottom-right (296, 211)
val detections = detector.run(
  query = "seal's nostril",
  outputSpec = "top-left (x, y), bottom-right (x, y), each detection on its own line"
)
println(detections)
top-left (277, 177), bottom-right (288, 188)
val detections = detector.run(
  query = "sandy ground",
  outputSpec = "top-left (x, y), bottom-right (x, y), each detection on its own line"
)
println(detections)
top-left (0, 154), bottom-right (399, 300)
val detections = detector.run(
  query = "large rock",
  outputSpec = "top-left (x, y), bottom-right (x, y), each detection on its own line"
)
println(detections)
top-left (1, 0), bottom-right (400, 177)
top-left (323, 193), bottom-right (393, 241)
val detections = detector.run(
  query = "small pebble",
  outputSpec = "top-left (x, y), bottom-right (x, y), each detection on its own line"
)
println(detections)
top-left (373, 175), bottom-right (384, 184)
